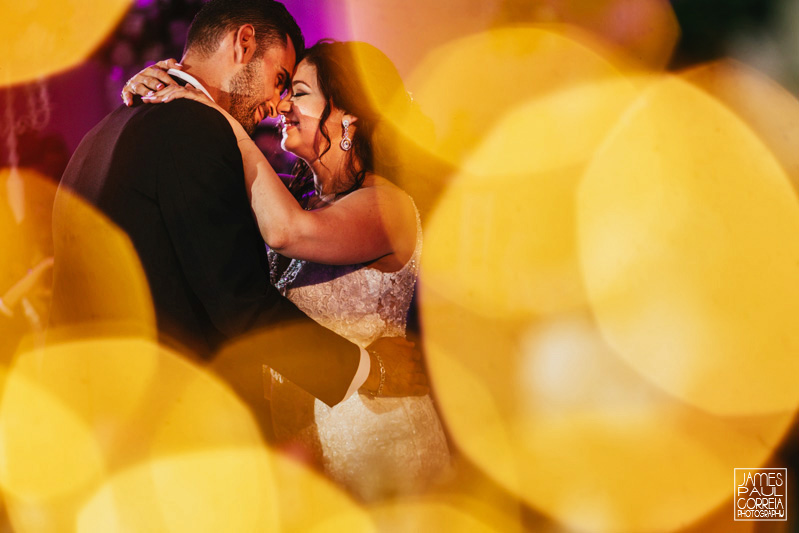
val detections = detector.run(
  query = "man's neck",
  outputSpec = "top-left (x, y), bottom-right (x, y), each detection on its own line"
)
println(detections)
top-left (167, 69), bottom-right (215, 102)
top-left (178, 53), bottom-right (229, 110)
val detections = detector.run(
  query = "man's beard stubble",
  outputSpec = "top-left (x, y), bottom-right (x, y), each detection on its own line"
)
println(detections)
top-left (228, 60), bottom-right (263, 136)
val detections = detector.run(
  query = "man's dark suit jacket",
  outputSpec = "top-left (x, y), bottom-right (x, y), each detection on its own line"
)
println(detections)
top-left (51, 98), bottom-right (359, 406)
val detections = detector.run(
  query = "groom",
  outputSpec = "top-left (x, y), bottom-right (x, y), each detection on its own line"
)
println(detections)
top-left (52, 0), bottom-right (425, 407)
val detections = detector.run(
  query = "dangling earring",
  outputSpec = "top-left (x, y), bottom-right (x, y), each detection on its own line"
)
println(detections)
top-left (340, 119), bottom-right (352, 151)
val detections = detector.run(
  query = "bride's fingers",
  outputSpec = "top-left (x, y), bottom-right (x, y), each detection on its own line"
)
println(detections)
top-left (122, 76), bottom-right (163, 106)
top-left (121, 65), bottom-right (178, 106)
top-left (155, 58), bottom-right (182, 70)
top-left (142, 85), bottom-right (207, 105)
top-left (141, 84), bottom-right (182, 103)
top-left (140, 64), bottom-right (176, 87)
top-left (162, 86), bottom-right (205, 103)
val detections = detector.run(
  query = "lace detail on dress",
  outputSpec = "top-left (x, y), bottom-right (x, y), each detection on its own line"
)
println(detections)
top-left (266, 199), bottom-right (451, 501)
top-left (267, 203), bottom-right (422, 348)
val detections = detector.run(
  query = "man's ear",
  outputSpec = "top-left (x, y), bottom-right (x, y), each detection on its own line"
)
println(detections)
top-left (233, 24), bottom-right (257, 64)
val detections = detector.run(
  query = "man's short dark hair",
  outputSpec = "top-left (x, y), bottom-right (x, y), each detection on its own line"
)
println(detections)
top-left (185, 0), bottom-right (304, 61)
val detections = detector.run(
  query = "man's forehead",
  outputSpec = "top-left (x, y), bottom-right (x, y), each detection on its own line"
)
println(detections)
top-left (262, 39), bottom-right (295, 79)
top-left (283, 35), bottom-right (297, 73)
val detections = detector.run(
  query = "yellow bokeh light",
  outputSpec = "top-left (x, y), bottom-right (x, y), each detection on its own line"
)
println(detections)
top-left (0, 338), bottom-right (280, 532)
top-left (578, 74), bottom-right (799, 416)
top-left (462, 77), bottom-right (642, 178)
top-left (421, 300), bottom-right (794, 532)
top-left (0, 168), bottom-right (58, 358)
top-left (536, 0), bottom-right (680, 69)
top-left (49, 183), bottom-right (155, 341)
top-left (402, 26), bottom-right (640, 169)
top-left (413, 28), bottom-right (648, 318)
top-left (338, 0), bottom-right (503, 78)
top-left (419, 46), bottom-right (799, 529)
top-left (369, 496), bottom-right (519, 533)
top-left (0, 364), bottom-right (105, 502)
top-left (79, 448), bottom-right (277, 533)
top-left (269, 451), bottom-right (373, 533)
top-left (682, 59), bottom-right (799, 195)
top-left (0, 0), bottom-right (131, 86)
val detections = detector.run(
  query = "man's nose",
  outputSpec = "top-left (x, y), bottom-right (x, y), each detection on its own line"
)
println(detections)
top-left (276, 96), bottom-right (291, 115)
top-left (265, 101), bottom-right (278, 119)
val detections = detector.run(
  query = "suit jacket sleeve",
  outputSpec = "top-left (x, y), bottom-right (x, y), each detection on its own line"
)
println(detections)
top-left (154, 101), bottom-right (359, 405)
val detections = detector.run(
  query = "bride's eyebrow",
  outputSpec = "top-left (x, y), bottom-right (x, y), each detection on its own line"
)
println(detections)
top-left (292, 79), bottom-right (311, 90)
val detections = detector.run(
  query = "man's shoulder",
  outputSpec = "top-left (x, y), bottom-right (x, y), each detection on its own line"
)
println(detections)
top-left (138, 99), bottom-right (230, 128)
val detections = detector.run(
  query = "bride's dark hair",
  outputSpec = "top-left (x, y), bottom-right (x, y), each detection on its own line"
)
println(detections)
top-left (289, 40), bottom-right (437, 210)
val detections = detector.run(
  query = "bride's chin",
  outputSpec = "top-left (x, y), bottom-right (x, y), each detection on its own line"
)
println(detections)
top-left (286, 146), bottom-right (315, 164)
top-left (280, 138), bottom-right (299, 156)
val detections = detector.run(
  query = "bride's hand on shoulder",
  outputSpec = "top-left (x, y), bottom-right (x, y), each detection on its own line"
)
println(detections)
top-left (120, 58), bottom-right (182, 107)
top-left (142, 82), bottom-right (216, 109)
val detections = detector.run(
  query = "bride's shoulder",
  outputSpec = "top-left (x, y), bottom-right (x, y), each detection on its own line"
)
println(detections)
top-left (357, 174), bottom-right (416, 218)
top-left (359, 174), bottom-right (410, 201)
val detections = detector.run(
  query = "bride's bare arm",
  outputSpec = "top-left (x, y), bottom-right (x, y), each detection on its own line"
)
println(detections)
top-left (132, 83), bottom-right (413, 266)
top-left (234, 116), bottom-right (413, 266)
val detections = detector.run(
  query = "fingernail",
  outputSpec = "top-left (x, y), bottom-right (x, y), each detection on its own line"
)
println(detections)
top-left (146, 90), bottom-right (154, 97)
top-left (156, 83), bottom-right (164, 90)
top-left (175, 62), bottom-right (183, 67)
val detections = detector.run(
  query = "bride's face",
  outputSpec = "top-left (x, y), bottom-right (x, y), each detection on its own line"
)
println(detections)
top-left (278, 60), bottom-right (342, 161)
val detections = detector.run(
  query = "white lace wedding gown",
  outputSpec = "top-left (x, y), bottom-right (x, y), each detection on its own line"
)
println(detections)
top-left (265, 206), bottom-right (451, 501)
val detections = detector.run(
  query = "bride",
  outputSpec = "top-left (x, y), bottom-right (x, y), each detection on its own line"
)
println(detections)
top-left (125, 40), bottom-right (451, 501)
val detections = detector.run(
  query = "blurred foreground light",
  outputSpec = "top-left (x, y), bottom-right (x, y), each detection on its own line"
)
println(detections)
top-left (413, 27), bottom-right (645, 318)
top-left (420, 304), bottom-right (795, 532)
top-left (681, 59), bottom-right (799, 195)
top-left (49, 183), bottom-right (156, 341)
top-left (0, 168), bottom-right (58, 356)
top-left (0, 168), bottom-right (57, 268)
top-left (536, 0), bottom-right (680, 69)
top-left (268, 451), bottom-right (373, 533)
top-left (78, 448), bottom-right (276, 532)
top-left (370, 495), bottom-right (522, 533)
top-left (0, 0), bottom-right (131, 86)
top-left (337, 0), bottom-right (502, 77)
top-left (0, 338), bottom-right (279, 532)
top-left (578, 74), bottom-right (799, 416)
top-left (401, 26), bottom-right (641, 171)
top-left (420, 49), bottom-right (799, 530)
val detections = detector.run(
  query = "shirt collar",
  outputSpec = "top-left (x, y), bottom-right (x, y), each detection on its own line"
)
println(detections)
top-left (167, 69), bottom-right (215, 102)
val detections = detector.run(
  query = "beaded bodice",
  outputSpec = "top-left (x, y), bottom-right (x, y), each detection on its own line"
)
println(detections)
top-left (267, 205), bottom-right (422, 348)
